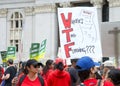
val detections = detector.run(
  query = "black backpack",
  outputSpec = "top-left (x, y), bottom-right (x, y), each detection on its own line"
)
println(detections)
top-left (19, 74), bottom-right (44, 86)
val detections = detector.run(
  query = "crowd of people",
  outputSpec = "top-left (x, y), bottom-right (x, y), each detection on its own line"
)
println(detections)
top-left (0, 56), bottom-right (120, 86)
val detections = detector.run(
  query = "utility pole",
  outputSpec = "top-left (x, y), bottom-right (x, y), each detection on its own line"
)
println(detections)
top-left (108, 27), bottom-right (120, 67)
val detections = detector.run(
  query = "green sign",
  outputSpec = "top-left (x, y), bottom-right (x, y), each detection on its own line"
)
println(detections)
top-left (0, 51), bottom-right (7, 62)
top-left (6, 46), bottom-right (16, 61)
top-left (30, 43), bottom-right (40, 60)
top-left (39, 39), bottom-right (47, 59)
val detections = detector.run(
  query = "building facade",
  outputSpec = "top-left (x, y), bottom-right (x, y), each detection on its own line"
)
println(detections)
top-left (0, 0), bottom-right (120, 64)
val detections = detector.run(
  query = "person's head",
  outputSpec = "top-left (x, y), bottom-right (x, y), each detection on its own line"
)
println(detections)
top-left (21, 62), bottom-right (27, 74)
top-left (43, 59), bottom-right (54, 74)
top-left (19, 61), bottom-right (23, 69)
top-left (76, 56), bottom-right (96, 82)
top-left (55, 57), bottom-right (64, 71)
top-left (7, 59), bottom-right (13, 66)
top-left (26, 59), bottom-right (41, 74)
top-left (107, 69), bottom-right (120, 86)
top-left (71, 58), bottom-right (78, 68)
top-left (103, 60), bottom-right (115, 69)
top-left (102, 60), bottom-right (115, 79)
top-left (46, 59), bottom-right (54, 69)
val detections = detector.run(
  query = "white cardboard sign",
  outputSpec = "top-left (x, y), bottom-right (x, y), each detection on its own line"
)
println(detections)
top-left (58, 7), bottom-right (102, 61)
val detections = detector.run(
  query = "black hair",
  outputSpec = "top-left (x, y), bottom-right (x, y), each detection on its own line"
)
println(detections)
top-left (19, 61), bottom-right (22, 64)
top-left (25, 59), bottom-right (38, 74)
top-left (55, 62), bottom-right (64, 71)
top-left (95, 71), bottom-right (102, 79)
top-left (7, 59), bottom-right (13, 64)
top-left (21, 62), bottom-right (28, 74)
top-left (71, 59), bottom-right (78, 64)
top-left (19, 61), bottom-right (23, 67)
top-left (43, 59), bottom-right (53, 74)
top-left (18, 62), bottom-right (28, 75)
top-left (39, 63), bottom-right (44, 68)
top-left (108, 69), bottom-right (120, 85)
top-left (76, 66), bottom-right (90, 82)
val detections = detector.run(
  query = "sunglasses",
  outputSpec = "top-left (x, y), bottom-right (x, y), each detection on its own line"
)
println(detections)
top-left (33, 64), bottom-right (40, 68)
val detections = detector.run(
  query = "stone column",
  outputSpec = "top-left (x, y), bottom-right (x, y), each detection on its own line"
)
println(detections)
top-left (34, 4), bottom-right (58, 60)
top-left (0, 9), bottom-right (7, 64)
top-left (108, 0), bottom-right (120, 22)
top-left (108, 0), bottom-right (120, 67)
top-left (90, 0), bottom-right (104, 22)
top-left (24, 7), bottom-right (35, 42)
top-left (23, 7), bottom-right (34, 60)
top-left (0, 9), bottom-right (7, 53)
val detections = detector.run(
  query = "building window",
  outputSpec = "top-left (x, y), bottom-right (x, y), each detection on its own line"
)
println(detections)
top-left (102, 0), bottom-right (109, 22)
top-left (10, 12), bottom-right (23, 52)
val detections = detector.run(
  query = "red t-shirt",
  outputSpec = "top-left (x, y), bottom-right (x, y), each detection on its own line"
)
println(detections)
top-left (83, 78), bottom-right (114, 86)
top-left (0, 67), bottom-right (4, 83)
top-left (84, 78), bottom-right (97, 86)
top-left (20, 75), bottom-right (47, 86)
top-left (42, 69), bottom-right (53, 80)
top-left (104, 80), bottom-right (114, 86)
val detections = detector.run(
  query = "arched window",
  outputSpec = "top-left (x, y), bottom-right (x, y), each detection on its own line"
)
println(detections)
top-left (10, 12), bottom-right (23, 52)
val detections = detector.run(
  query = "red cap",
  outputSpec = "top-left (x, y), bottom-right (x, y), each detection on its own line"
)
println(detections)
top-left (55, 57), bottom-right (64, 65)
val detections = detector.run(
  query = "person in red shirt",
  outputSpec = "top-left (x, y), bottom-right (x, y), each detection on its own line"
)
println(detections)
top-left (76, 56), bottom-right (114, 86)
top-left (42, 59), bottom-right (54, 81)
top-left (17, 59), bottom-right (47, 86)
top-left (0, 66), bottom-right (4, 84)
top-left (47, 57), bottom-right (71, 86)
top-left (76, 56), bottom-right (98, 86)
top-left (101, 60), bottom-right (115, 86)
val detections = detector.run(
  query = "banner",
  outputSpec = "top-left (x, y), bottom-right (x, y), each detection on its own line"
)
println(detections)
top-left (39, 39), bottom-right (47, 59)
top-left (6, 46), bottom-right (16, 61)
top-left (0, 51), bottom-right (7, 62)
top-left (58, 7), bottom-right (102, 61)
top-left (30, 43), bottom-right (40, 60)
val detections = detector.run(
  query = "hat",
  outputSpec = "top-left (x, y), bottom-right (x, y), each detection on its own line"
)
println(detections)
top-left (103, 60), bottom-right (114, 67)
top-left (94, 62), bottom-right (100, 67)
top-left (26, 59), bottom-right (41, 67)
top-left (76, 56), bottom-right (95, 71)
top-left (55, 57), bottom-right (64, 65)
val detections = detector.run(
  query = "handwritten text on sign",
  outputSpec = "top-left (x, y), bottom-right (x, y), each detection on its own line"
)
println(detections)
top-left (58, 7), bottom-right (102, 60)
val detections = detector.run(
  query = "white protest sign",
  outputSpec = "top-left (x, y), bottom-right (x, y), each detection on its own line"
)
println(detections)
top-left (58, 7), bottom-right (102, 61)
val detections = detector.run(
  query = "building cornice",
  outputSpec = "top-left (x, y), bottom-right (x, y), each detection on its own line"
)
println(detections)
top-left (0, 0), bottom-right (35, 5)
top-left (59, 2), bottom-right (71, 7)
top-left (0, 8), bottom-right (8, 17)
top-left (107, 0), bottom-right (120, 7)
top-left (90, 0), bottom-right (103, 8)
top-left (34, 4), bottom-right (56, 13)
top-left (24, 4), bottom-right (57, 15)
top-left (24, 7), bottom-right (34, 16)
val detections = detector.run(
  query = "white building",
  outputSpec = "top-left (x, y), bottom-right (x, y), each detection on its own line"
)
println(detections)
top-left (0, 0), bottom-right (120, 64)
